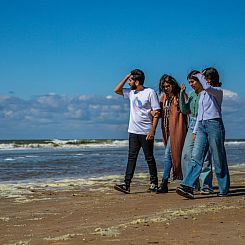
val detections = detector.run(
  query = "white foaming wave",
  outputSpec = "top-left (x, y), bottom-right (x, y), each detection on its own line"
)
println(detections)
top-left (49, 139), bottom-right (128, 148)
top-left (155, 140), bottom-right (245, 147)
top-left (0, 143), bottom-right (56, 150)
top-left (4, 156), bottom-right (30, 161)
top-left (0, 144), bottom-right (18, 150)
top-left (111, 140), bottom-right (128, 146)
top-left (0, 139), bottom-right (130, 150)
top-left (0, 172), bottom-right (152, 202)
top-left (0, 139), bottom-right (243, 150)
top-left (225, 141), bottom-right (245, 145)
top-left (3, 156), bottom-right (39, 161)
top-left (154, 140), bottom-right (245, 147)
top-left (4, 158), bottom-right (15, 161)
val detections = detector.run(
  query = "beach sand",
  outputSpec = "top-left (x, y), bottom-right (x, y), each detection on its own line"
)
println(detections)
top-left (0, 170), bottom-right (244, 245)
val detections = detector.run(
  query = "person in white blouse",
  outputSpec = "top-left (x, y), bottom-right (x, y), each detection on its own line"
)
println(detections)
top-left (176, 67), bottom-right (230, 199)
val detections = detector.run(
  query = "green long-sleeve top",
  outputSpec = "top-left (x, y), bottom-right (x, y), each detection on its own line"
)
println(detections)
top-left (179, 90), bottom-right (199, 118)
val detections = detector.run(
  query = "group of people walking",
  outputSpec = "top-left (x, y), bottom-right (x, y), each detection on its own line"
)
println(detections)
top-left (113, 67), bottom-right (230, 198)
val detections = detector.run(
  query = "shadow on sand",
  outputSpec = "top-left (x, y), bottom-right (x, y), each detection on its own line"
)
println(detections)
top-left (191, 185), bottom-right (245, 199)
top-left (116, 185), bottom-right (245, 197)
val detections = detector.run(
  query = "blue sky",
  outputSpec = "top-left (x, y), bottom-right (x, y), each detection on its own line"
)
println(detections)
top-left (0, 0), bottom-right (245, 139)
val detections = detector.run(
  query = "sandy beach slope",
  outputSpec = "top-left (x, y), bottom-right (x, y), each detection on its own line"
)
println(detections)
top-left (0, 170), bottom-right (244, 245)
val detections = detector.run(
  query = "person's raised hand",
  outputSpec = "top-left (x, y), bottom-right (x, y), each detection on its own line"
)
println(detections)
top-left (181, 83), bottom-right (186, 92)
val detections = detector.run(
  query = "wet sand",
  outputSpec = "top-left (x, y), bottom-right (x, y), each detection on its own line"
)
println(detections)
top-left (0, 171), bottom-right (244, 245)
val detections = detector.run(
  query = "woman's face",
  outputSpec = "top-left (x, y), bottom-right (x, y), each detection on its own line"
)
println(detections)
top-left (163, 82), bottom-right (173, 95)
top-left (188, 79), bottom-right (203, 93)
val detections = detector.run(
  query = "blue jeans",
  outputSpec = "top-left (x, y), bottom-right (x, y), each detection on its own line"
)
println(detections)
top-left (182, 118), bottom-right (230, 194)
top-left (162, 137), bottom-right (172, 181)
top-left (181, 117), bottom-right (213, 190)
top-left (124, 133), bottom-right (158, 186)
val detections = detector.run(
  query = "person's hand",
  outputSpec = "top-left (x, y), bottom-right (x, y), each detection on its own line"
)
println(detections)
top-left (146, 130), bottom-right (155, 140)
top-left (150, 110), bottom-right (160, 118)
top-left (125, 73), bottom-right (132, 81)
top-left (195, 73), bottom-right (208, 84)
top-left (192, 133), bottom-right (196, 141)
top-left (181, 83), bottom-right (186, 92)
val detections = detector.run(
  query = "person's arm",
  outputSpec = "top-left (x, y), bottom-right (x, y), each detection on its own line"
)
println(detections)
top-left (146, 109), bottom-right (160, 140)
top-left (150, 110), bottom-right (160, 117)
top-left (179, 84), bottom-right (191, 114)
top-left (196, 74), bottom-right (222, 97)
top-left (146, 90), bottom-right (161, 140)
top-left (192, 120), bottom-right (199, 140)
top-left (114, 73), bottom-right (131, 95)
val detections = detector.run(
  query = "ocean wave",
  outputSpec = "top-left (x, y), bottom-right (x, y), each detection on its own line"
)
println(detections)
top-left (225, 141), bottom-right (245, 145)
top-left (4, 158), bottom-right (15, 161)
top-left (0, 139), bottom-right (129, 150)
top-left (0, 139), bottom-right (244, 150)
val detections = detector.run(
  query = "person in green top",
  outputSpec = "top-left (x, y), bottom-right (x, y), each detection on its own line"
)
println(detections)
top-left (179, 70), bottom-right (213, 194)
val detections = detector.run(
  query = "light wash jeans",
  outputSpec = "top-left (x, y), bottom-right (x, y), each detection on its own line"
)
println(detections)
top-left (182, 118), bottom-right (230, 194)
top-left (181, 117), bottom-right (213, 191)
top-left (162, 137), bottom-right (172, 181)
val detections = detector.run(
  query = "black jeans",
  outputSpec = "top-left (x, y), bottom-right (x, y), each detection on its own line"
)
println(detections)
top-left (124, 133), bottom-right (158, 186)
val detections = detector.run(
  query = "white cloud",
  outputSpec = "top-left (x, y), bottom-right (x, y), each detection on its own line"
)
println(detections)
top-left (223, 89), bottom-right (238, 98)
top-left (0, 92), bottom-right (244, 139)
top-left (223, 89), bottom-right (239, 101)
top-left (221, 90), bottom-right (245, 138)
top-left (4, 110), bottom-right (14, 118)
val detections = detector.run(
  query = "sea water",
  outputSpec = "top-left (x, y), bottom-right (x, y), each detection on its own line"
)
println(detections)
top-left (0, 140), bottom-right (245, 182)
top-left (1, 139), bottom-right (245, 182)
top-left (0, 139), bottom-right (244, 200)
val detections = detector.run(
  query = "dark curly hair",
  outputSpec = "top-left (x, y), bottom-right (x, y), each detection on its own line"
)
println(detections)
top-left (159, 74), bottom-right (181, 95)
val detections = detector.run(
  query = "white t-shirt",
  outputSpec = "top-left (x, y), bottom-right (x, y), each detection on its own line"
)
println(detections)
top-left (123, 87), bottom-right (160, 135)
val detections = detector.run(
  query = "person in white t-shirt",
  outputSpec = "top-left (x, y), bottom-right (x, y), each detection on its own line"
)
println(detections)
top-left (113, 69), bottom-right (161, 194)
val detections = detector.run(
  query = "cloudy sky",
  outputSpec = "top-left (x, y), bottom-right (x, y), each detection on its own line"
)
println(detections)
top-left (0, 90), bottom-right (244, 139)
top-left (0, 0), bottom-right (245, 139)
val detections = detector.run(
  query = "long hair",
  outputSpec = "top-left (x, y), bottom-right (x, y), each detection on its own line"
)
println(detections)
top-left (159, 74), bottom-right (181, 95)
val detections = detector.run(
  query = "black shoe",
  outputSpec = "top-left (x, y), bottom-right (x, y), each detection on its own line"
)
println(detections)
top-left (217, 192), bottom-right (229, 197)
top-left (114, 183), bottom-right (130, 194)
top-left (176, 186), bottom-right (194, 199)
top-left (156, 181), bottom-right (168, 194)
top-left (147, 183), bottom-right (158, 193)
